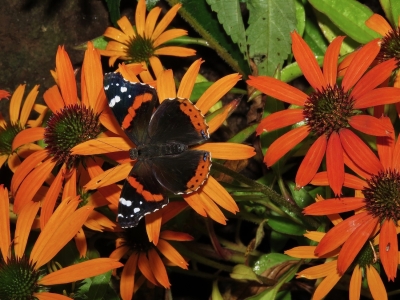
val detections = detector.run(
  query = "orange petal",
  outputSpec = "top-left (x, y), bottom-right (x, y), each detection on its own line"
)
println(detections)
top-left (19, 85), bottom-right (39, 127)
top-left (178, 59), bottom-right (202, 99)
top-left (0, 185), bottom-right (11, 261)
top-left (366, 265), bottom-right (388, 300)
top-left (196, 73), bottom-right (241, 115)
top-left (198, 191), bottom-right (227, 224)
top-left (247, 76), bottom-right (307, 106)
top-left (120, 253), bottom-right (138, 300)
top-left (326, 132), bottom-right (344, 196)
top-left (365, 14), bottom-right (392, 37)
top-left (138, 252), bottom-right (158, 285)
top-left (154, 46), bottom-right (196, 57)
top-left (291, 31), bottom-right (326, 91)
top-left (376, 116), bottom-right (394, 170)
top-left (85, 162), bottom-right (132, 190)
top-left (71, 137), bottom-right (131, 155)
top-left (13, 158), bottom-right (56, 214)
top-left (149, 56), bottom-right (164, 78)
top-left (146, 209), bottom-right (162, 245)
top-left (161, 201), bottom-right (188, 224)
top-left (201, 176), bottom-right (238, 213)
top-left (208, 99), bottom-right (240, 134)
top-left (11, 149), bottom-right (48, 195)
top-left (284, 246), bottom-right (318, 258)
top-left (339, 129), bottom-right (383, 176)
top-left (157, 239), bottom-right (188, 269)
top-left (183, 193), bottom-right (207, 217)
top-left (34, 292), bottom-right (72, 300)
top-left (84, 210), bottom-right (116, 231)
top-left (265, 126), bottom-right (309, 167)
top-left (311, 171), bottom-right (367, 190)
top-left (296, 134), bottom-right (327, 189)
top-left (151, 3), bottom-right (181, 40)
top-left (56, 46), bottom-right (77, 106)
top-left (341, 39), bottom-right (380, 93)
top-left (392, 130), bottom-right (400, 171)
top-left (12, 127), bottom-right (45, 150)
top-left (315, 211), bottom-right (369, 256)
top-left (39, 258), bottom-right (122, 285)
top-left (349, 114), bottom-right (392, 136)
top-left (9, 85), bottom-right (25, 125)
top-left (296, 260), bottom-right (337, 279)
top-left (354, 87), bottom-right (400, 109)
top-left (135, 0), bottom-right (146, 37)
top-left (323, 36), bottom-right (345, 86)
top-left (160, 230), bottom-right (193, 241)
top-left (62, 167), bottom-right (77, 200)
top-left (337, 215), bottom-right (378, 274)
top-left (0, 90), bottom-right (10, 100)
top-left (304, 231), bottom-right (325, 242)
top-left (157, 69), bottom-right (176, 101)
top-left (148, 248), bottom-right (170, 288)
top-left (116, 16), bottom-right (136, 38)
top-left (43, 85), bottom-right (65, 113)
top-left (349, 265), bottom-right (362, 300)
top-left (74, 228), bottom-right (87, 258)
top-left (116, 63), bottom-right (143, 82)
top-left (256, 109), bottom-right (304, 135)
top-left (313, 271), bottom-right (342, 300)
top-left (145, 6), bottom-right (162, 38)
top-left (379, 219), bottom-right (398, 281)
top-left (110, 245), bottom-right (130, 261)
top-left (303, 197), bottom-right (365, 215)
top-left (14, 200), bottom-right (40, 258)
top-left (103, 27), bottom-right (130, 44)
top-left (153, 29), bottom-right (188, 48)
top-left (194, 143), bottom-right (255, 159)
top-left (350, 58), bottom-right (397, 100)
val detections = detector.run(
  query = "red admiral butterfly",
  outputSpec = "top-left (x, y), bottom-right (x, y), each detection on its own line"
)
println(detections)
top-left (104, 73), bottom-right (212, 228)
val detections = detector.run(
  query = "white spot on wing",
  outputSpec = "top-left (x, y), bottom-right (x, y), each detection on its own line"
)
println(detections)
top-left (121, 87), bottom-right (127, 93)
top-left (134, 207), bottom-right (140, 213)
top-left (109, 95), bottom-right (121, 107)
top-left (119, 198), bottom-right (132, 207)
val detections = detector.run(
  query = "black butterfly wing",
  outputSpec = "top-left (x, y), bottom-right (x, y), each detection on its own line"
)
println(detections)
top-left (148, 98), bottom-right (209, 145)
top-left (118, 161), bottom-right (169, 228)
top-left (152, 150), bottom-right (211, 194)
top-left (104, 72), bottom-right (158, 145)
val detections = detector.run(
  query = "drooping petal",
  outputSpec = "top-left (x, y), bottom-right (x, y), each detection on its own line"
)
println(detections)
top-left (120, 253), bottom-right (138, 300)
top-left (202, 175), bottom-right (239, 213)
top-left (196, 73), bottom-right (241, 115)
top-left (256, 109), bottom-right (304, 134)
top-left (56, 46), bottom-right (77, 106)
top-left (157, 69), bottom-right (176, 101)
top-left (74, 228), bottom-right (87, 257)
top-left (339, 129), bottom-right (383, 176)
top-left (39, 258), bottom-right (122, 285)
top-left (313, 271), bottom-right (342, 300)
top-left (323, 36), bottom-right (345, 86)
top-left (265, 126), bottom-right (309, 167)
top-left (365, 14), bottom-right (392, 37)
top-left (160, 230), bottom-right (193, 241)
top-left (19, 85), bottom-right (39, 127)
top-left (160, 201), bottom-right (188, 225)
top-left (348, 114), bottom-right (392, 136)
top-left (376, 116), bottom-right (395, 170)
top-left (145, 209), bottom-right (162, 245)
top-left (354, 87), bottom-right (400, 109)
top-left (303, 197), bottom-right (365, 215)
top-left (247, 76), bottom-right (307, 106)
top-left (379, 219), bottom-right (398, 281)
top-left (208, 99), bottom-right (240, 134)
top-left (151, 3), bottom-right (181, 41)
top-left (291, 31), bottom-right (326, 91)
top-left (337, 215), bottom-right (378, 274)
top-left (183, 193), bottom-right (207, 217)
top-left (296, 134), bottom-right (327, 189)
top-left (284, 246), bottom-right (318, 258)
top-left (138, 252), bottom-right (158, 285)
top-left (296, 260), bottom-right (337, 279)
top-left (84, 210), bottom-right (116, 231)
top-left (349, 265), bottom-right (362, 300)
top-left (341, 39), bottom-right (380, 92)
top-left (350, 59), bottom-right (397, 100)
top-left (366, 265), bottom-right (388, 300)
top-left (315, 211), bottom-right (370, 256)
top-left (198, 191), bottom-right (228, 224)
top-left (145, 6), bottom-right (161, 38)
top-left (177, 59), bottom-right (202, 99)
top-left (14, 200), bottom-right (40, 258)
top-left (194, 143), bottom-right (255, 159)
top-left (148, 248), bottom-right (170, 288)
top-left (0, 185), bottom-right (11, 261)
top-left (12, 127), bottom-right (45, 150)
top-left (157, 239), bottom-right (188, 269)
top-left (326, 132), bottom-right (344, 196)
top-left (135, 0), bottom-right (146, 37)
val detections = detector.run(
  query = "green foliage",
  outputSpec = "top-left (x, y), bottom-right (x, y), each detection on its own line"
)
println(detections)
top-left (105, 0), bottom-right (121, 27)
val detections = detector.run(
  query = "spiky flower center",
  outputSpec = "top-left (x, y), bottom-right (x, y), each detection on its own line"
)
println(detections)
top-left (0, 254), bottom-right (45, 299)
top-left (44, 104), bottom-right (101, 168)
top-left (127, 34), bottom-right (155, 63)
top-left (363, 169), bottom-right (400, 222)
top-left (122, 223), bottom-right (153, 253)
top-left (354, 241), bottom-right (378, 269)
top-left (377, 26), bottom-right (400, 66)
top-left (303, 85), bottom-right (356, 136)
top-left (0, 124), bottom-right (23, 156)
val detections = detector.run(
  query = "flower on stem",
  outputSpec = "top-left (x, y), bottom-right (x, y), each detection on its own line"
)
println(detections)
top-left (110, 202), bottom-right (192, 300)
top-left (72, 59), bottom-right (256, 242)
top-left (0, 86), bottom-right (47, 172)
top-left (247, 31), bottom-right (399, 196)
top-left (0, 184), bottom-right (122, 299)
top-left (307, 117), bottom-right (400, 280)
top-left (99, 0), bottom-right (195, 77)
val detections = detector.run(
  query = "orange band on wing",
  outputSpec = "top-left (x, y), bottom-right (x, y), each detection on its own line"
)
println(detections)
top-left (122, 92), bottom-right (154, 129)
top-left (179, 99), bottom-right (208, 135)
top-left (127, 176), bottom-right (164, 201)
top-left (186, 153), bottom-right (211, 192)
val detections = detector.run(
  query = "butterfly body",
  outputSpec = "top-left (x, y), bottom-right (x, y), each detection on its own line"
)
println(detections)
top-left (104, 73), bottom-right (211, 228)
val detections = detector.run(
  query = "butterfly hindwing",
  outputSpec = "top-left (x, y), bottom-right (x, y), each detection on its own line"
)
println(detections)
top-left (104, 73), bottom-right (158, 145)
top-left (148, 98), bottom-right (209, 145)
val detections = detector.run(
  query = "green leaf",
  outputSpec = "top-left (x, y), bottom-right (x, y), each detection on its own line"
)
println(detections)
top-left (228, 124), bottom-right (257, 143)
top-left (286, 181), bottom-right (315, 209)
top-left (74, 36), bottom-right (109, 51)
top-left (231, 264), bottom-right (263, 283)
top-left (211, 280), bottom-right (224, 300)
top-left (87, 271), bottom-right (113, 300)
top-left (308, 0), bottom-right (381, 44)
top-left (105, 0), bottom-right (121, 27)
top-left (206, 0), bottom-right (249, 60)
top-left (303, 4), bottom-right (328, 56)
top-left (267, 215), bottom-right (306, 236)
top-left (382, 0), bottom-right (400, 27)
top-left (246, 0), bottom-right (297, 76)
top-left (280, 56), bottom-right (324, 82)
top-left (145, 0), bottom-right (161, 10)
top-left (252, 253), bottom-right (299, 275)
top-left (166, 0), bottom-right (250, 76)
top-left (295, 0), bottom-right (306, 36)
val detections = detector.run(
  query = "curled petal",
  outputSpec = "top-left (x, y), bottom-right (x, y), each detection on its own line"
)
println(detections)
top-left (120, 253), bottom-right (138, 300)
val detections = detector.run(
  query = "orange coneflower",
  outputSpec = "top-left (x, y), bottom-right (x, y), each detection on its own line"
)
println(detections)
top-left (306, 116), bottom-right (400, 281)
top-left (72, 58), bottom-right (255, 242)
top-left (99, 0), bottom-right (196, 77)
top-left (0, 184), bottom-right (122, 299)
top-left (0, 86), bottom-right (46, 172)
top-left (110, 202), bottom-right (192, 300)
top-left (247, 31), bottom-right (400, 196)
